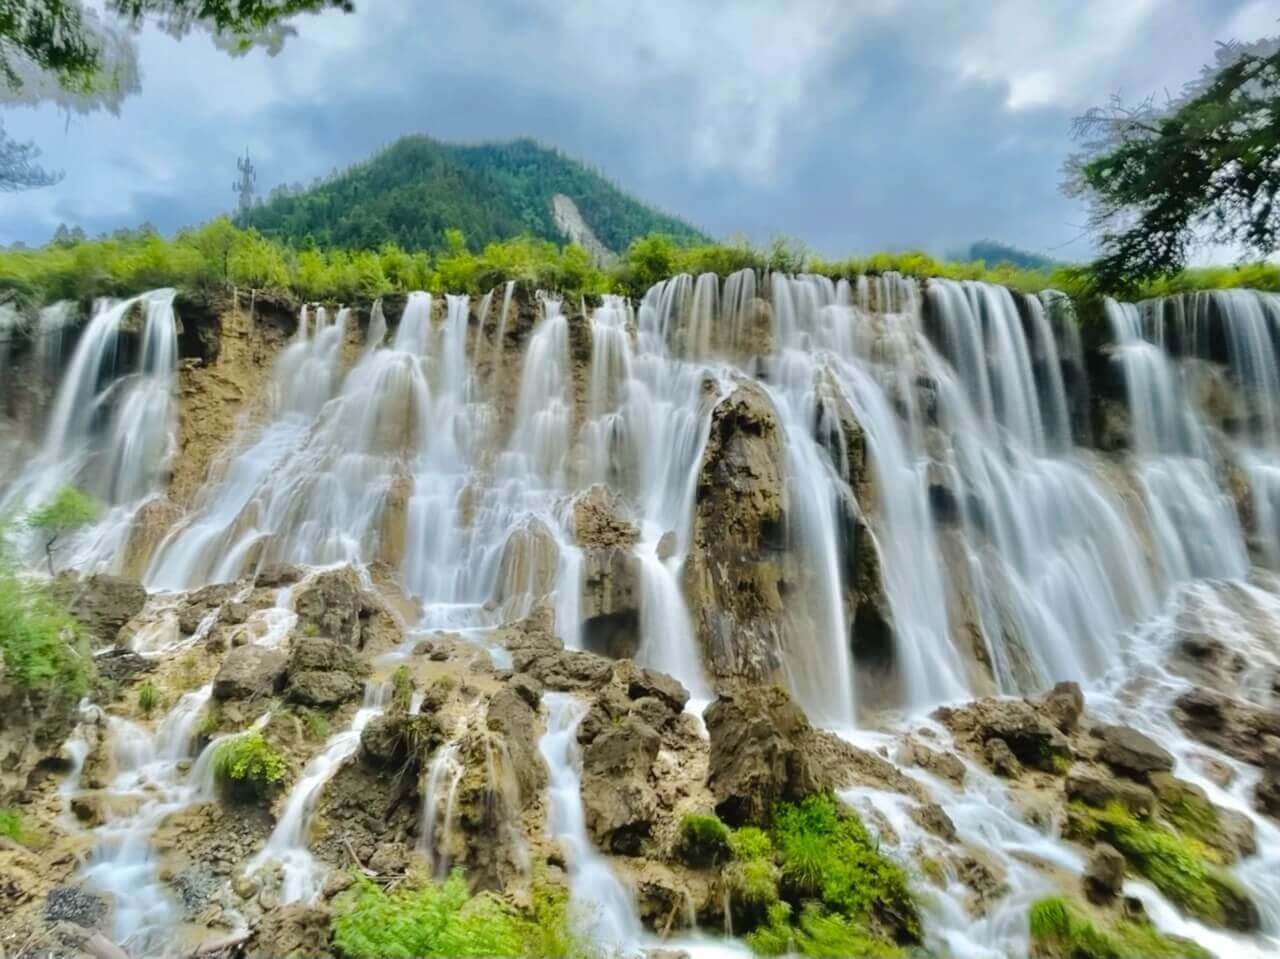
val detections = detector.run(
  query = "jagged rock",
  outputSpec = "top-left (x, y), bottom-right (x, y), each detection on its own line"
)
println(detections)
top-left (629, 696), bottom-right (677, 732)
top-left (486, 680), bottom-right (546, 801)
top-left (581, 716), bottom-right (660, 854)
top-left (573, 485), bottom-right (639, 549)
top-left (1094, 724), bottom-right (1175, 779)
top-left (70, 794), bottom-right (105, 827)
top-left (255, 564), bottom-right (302, 588)
top-left (616, 660), bottom-right (690, 714)
top-left (1083, 843), bottom-right (1126, 904)
top-left (176, 582), bottom-right (237, 634)
top-left (983, 738), bottom-right (1022, 777)
top-left (507, 673), bottom-right (541, 709)
top-left (212, 646), bottom-right (287, 701)
top-left (684, 382), bottom-right (789, 685)
top-left (244, 903), bottom-right (332, 959)
top-left (1066, 771), bottom-right (1156, 818)
top-left (92, 648), bottom-right (155, 685)
top-left (50, 573), bottom-right (147, 644)
top-left (934, 696), bottom-right (1071, 772)
top-left (287, 670), bottom-right (360, 708)
top-left (1255, 771), bottom-right (1280, 821)
top-left (497, 606), bottom-right (611, 691)
top-left (1174, 689), bottom-right (1280, 765)
top-left (909, 801), bottom-right (956, 840)
top-left (368, 842), bottom-right (408, 875)
top-left (287, 636), bottom-right (365, 675)
top-left (1040, 681), bottom-right (1085, 733)
top-left (294, 566), bottom-right (379, 648)
top-left (359, 711), bottom-right (441, 768)
top-left (704, 684), bottom-right (820, 826)
top-left (898, 736), bottom-right (966, 785)
top-left (119, 496), bottom-right (183, 578)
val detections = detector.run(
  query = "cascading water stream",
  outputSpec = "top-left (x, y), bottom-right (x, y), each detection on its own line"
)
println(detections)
top-left (538, 693), bottom-right (642, 952)
top-left (247, 681), bottom-right (390, 904)
top-left (74, 684), bottom-right (215, 952)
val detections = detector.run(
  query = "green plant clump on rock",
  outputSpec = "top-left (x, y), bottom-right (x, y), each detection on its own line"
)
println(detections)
top-left (723, 794), bottom-right (920, 956)
top-left (678, 812), bottom-right (731, 867)
top-left (331, 870), bottom-right (593, 958)
top-left (210, 730), bottom-right (289, 801)
top-left (1029, 896), bottom-right (1211, 959)
top-left (1067, 802), bottom-right (1256, 930)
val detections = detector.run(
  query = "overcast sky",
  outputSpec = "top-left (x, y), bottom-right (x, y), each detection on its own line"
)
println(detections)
top-left (1, 0), bottom-right (1276, 258)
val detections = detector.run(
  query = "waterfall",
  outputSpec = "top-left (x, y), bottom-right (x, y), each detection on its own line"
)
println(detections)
top-left (418, 740), bottom-right (465, 876)
top-left (3, 290), bottom-right (178, 571)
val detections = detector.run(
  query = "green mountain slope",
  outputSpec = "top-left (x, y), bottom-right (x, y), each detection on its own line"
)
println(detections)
top-left (238, 136), bottom-right (707, 253)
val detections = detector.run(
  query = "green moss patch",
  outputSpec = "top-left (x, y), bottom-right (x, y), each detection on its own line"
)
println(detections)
top-left (1067, 802), bottom-right (1257, 930)
top-left (331, 870), bottom-right (591, 958)
top-left (1029, 896), bottom-right (1211, 958)
top-left (724, 794), bottom-right (920, 956)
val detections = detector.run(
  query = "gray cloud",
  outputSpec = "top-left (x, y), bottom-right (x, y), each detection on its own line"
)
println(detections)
top-left (0, 0), bottom-right (1268, 258)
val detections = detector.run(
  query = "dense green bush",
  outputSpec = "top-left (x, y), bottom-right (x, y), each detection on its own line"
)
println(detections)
top-left (719, 794), bottom-right (920, 956)
top-left (0, 556), bottom-right (90, 696)
top-left (210, 731), bottom-right (289, 801)
top-left (331, 870), bottom-right (591, 959)
top-left (1029, 895), bottom-right (1211, 959)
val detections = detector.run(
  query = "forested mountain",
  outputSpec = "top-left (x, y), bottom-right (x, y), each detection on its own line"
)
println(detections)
top-left (237, 136), bottom-right (707, 253)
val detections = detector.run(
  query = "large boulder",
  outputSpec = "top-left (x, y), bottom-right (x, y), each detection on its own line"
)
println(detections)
top-left (485, 678), bottom-right (546, 802)
top-left (287, 636), bottom-right (365, 676)
top-left (1094, 724), bottom-right (1175, 779)
top-left (502, 608), bottom-right (616, 691)
top-left (684, 383), bottom-right (789, 685)
top-left (1083, 843), bottom-right (1126, 904)
top-left (293, 567), bottom-right (381, 649)
top-left (212, 646), bottom-right (287, 701)
top-left (573, 486), bottom-right (642, 659)
top-left (50, 573), bottom-right (146, 644)
top-left (1174, 689), bottom-right (1280, 766)
top-left (704, 684), bottom-right (821, 826)
top-left (286, 670), bottom-right (360, 708)
top-left (581, 715), bottom-right (660, 854)
top-left (933, 696), bottom-right (1072, 773)
top-left (176, 581), bottom-right (237, 635)
top-left (1066, 771), bottom-right (1155, 818)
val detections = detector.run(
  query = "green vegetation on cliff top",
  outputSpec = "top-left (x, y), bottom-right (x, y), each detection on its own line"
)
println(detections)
top-left (1, 219), bottom-right (1277, 311)
top-left (238, 135), bottom-right (706, 254)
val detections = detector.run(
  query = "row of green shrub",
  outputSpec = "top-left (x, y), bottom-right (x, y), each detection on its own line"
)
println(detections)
top-left (330, 870), bottom-right (589, 958)
top-left (4, 220), bottom-right (1276, 309)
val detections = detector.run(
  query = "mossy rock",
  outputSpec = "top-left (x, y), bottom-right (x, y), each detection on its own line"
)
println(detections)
top-left (1029, 895), bottom-right (1211, 958)
top-left (1066, 802), bottom-right (1258, 931)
